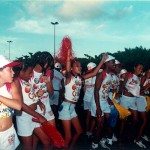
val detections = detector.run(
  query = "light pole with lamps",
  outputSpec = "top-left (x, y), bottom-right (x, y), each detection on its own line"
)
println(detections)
top-left (7, 40), bottom-right (13, 60)
top-left (51, 22), bottom-right (59, 58)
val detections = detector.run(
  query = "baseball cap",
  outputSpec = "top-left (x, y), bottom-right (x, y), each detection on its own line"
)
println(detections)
top-left (115, 60), bottom-right (120, 65)
top-left (104, 55), bottom-right (115, 63)
top-left (119, 69), bottom-right (127, 76)
top-left (87, 62), bottom-right (96, 70)
top-left (54, 62), bottom-right (61, 69)
top-left (0, 55), bottom-right (22, 69)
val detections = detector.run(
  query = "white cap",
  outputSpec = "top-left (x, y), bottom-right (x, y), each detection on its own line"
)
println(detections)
top-left (87, 62), bottom-right (96, 70)
top-left (104, 55), bottom-right (115, 63)
top-left (115, 60), bottom-right (120, 65)
top-left (0, 55), bottom-right (22, 69)
top-left (119, 69), bottom-right (127, 76)
top-left (54, 62), bottom-right (61, 69)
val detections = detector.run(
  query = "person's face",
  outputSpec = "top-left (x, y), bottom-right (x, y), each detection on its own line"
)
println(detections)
top-left (146, 69), bottom-right (150, 78)
top-left (20, 67), bottom-right (33, 82)
top-left (115, 64), bottom-right (122, 74)
top-left (0, 67), bottom-right (14, 83)
top-left (134, 64), bottom-right (143, 75)
top-left (107, 59), bottom-right (116, 71)
top-left (72, 61), bottom-right (82, 74)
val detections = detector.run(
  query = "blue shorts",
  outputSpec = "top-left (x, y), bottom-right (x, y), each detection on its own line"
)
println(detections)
top-left (120, 95), bottom-right (137, 110)
top-left (136, 96), bottom-right (147, 112)
top-left (58, 101), bottom-right (77, 120)
top-left (91, 99), bottom-right (111, 117)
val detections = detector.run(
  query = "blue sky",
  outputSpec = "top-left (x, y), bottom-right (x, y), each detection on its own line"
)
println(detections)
top-left (0, 0), bottom-right (150, 60)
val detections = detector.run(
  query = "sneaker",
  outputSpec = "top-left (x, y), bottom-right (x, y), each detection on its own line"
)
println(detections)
top-left (141, 135), bottom-right (150, 142)
top-left (91, 142), bottom-right (98, 149)
top-left (107, 138), bottom-right (113, 145)
top-left (135, 140), bottom-right (146, 148)
top-left (112, 134), bottom-right (118, 142)
top-left (99, 138), bottom-right (111, 150)
top-left (86, 131), bottom-right (93, 138)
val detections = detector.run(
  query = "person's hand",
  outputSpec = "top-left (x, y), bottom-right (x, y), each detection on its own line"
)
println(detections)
top-left (38, 115), bottom-right (47, 124)
top-left (107, 97), bottom-right (113, 105)
top-left (38, 101), bottom-right (46, 115)
top-left (96, 108), bottom-right (102, 118)
top-left (96, 108), bottom-right (103, 124)
top-left (101, 53), bottom-right (108, 63)
top-left (37, 89), bottom-right (45, 97)
top-left (42, 75), bottom-right (50, 84)
top-left (116, 93), bottom-right (122, 99)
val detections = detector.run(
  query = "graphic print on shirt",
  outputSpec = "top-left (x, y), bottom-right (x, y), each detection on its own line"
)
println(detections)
top-left (111, 73), bottom-right (120, 91)
top-left (125, 73), bottom-right (140, 96)
top-left (21, 80), bottom-right (38, 102)
top-left (100, 71), bottom-right (112, 99)
top-left (0, 85), bottom-right (14, 118)
top-left (72, 79), bottom-right (82, 102)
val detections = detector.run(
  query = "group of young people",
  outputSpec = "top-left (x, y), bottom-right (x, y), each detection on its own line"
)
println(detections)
top-left (0, 49), bottom-right (150, 150)
top-left (83, 56), bottom-right (150, 149)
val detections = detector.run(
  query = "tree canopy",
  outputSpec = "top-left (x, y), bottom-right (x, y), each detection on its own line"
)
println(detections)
top-left (78, 46), bottom-right (150, 72)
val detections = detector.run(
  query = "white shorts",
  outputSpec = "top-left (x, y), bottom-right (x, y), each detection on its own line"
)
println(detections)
top-left (91, 100), bottom-right (111, 117)
top-left (50, 91), bottom-right (60, 106)
top-left (16, 112), bottom-right (37, 136)
top-left (120, 95), bottom-right (137, 110)
top-left (83, 101), bottom-right (91, 111)
top-left (136, 96), bottom-right (147, 112)
top-left (58, 101), bottom-right (77, 120)
top-left (0, 125), bottom-right (20, 150)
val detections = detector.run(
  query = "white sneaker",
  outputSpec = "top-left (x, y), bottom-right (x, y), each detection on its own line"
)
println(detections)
top-left (99, 138), bottom-right (111, 150)
top-left (86, 131), bottom-right (93, 138)
top-left (107, 138), bottom-right (113, 145)
top-left (141, 135), bottom-right (150, 142)
top-left (91, 142), bottom-right (98, 149)
top-left (112, 134), bottom-right (117, 142)
top-left (135, 140), bottom-right (146, 148)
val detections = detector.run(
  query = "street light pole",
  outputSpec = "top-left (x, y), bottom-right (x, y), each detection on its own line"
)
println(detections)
top-left (7, 40), bottom-right (13, 60)
top-left (51, 22), bottom-right (59, 58)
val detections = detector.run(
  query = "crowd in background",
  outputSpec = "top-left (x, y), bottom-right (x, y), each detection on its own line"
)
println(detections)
top-left (0, 50), bottom-right (150, 150)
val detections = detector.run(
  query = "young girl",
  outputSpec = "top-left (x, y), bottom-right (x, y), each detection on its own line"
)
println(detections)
top-left (0, 55), bottom-right (22, 150)
top-left (58, 48), bottom-right (107, 149)
top-left (119, 63), bottom-right (143, 146)
top-left (14, 56), bottom-right (52, 150)
top-left (30, 51), bottom-right (56, 149)
top-left (83, 62), bottom-right (96, 138)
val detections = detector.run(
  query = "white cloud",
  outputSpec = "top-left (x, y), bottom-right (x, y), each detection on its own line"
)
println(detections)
top-left (23, 0), bottom-right (61, 18)
top-left (10, 18), bottom-right (50, 34)
top-left (96, 24), bottom-right (105, 30)
top-left (57, 1), bottom-right (105, 21)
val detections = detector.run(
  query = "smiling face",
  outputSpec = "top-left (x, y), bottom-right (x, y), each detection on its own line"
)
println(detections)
top-left (0, 67), bottom-right (14, 83)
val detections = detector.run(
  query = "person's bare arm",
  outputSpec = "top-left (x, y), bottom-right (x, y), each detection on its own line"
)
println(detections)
top-left (82, 53), bottom-right (107, 79)
top-left (94, 72), bottom-right (103, 117)
top-left (0, 81), bottom-right (22, 110)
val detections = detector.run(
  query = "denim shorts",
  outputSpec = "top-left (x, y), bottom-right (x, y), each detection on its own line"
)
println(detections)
top-left (58, 101), bottom-right (77, 120)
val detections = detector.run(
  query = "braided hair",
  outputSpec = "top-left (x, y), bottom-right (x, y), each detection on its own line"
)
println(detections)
top-left (32, 51), bottom-right (54, 75)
